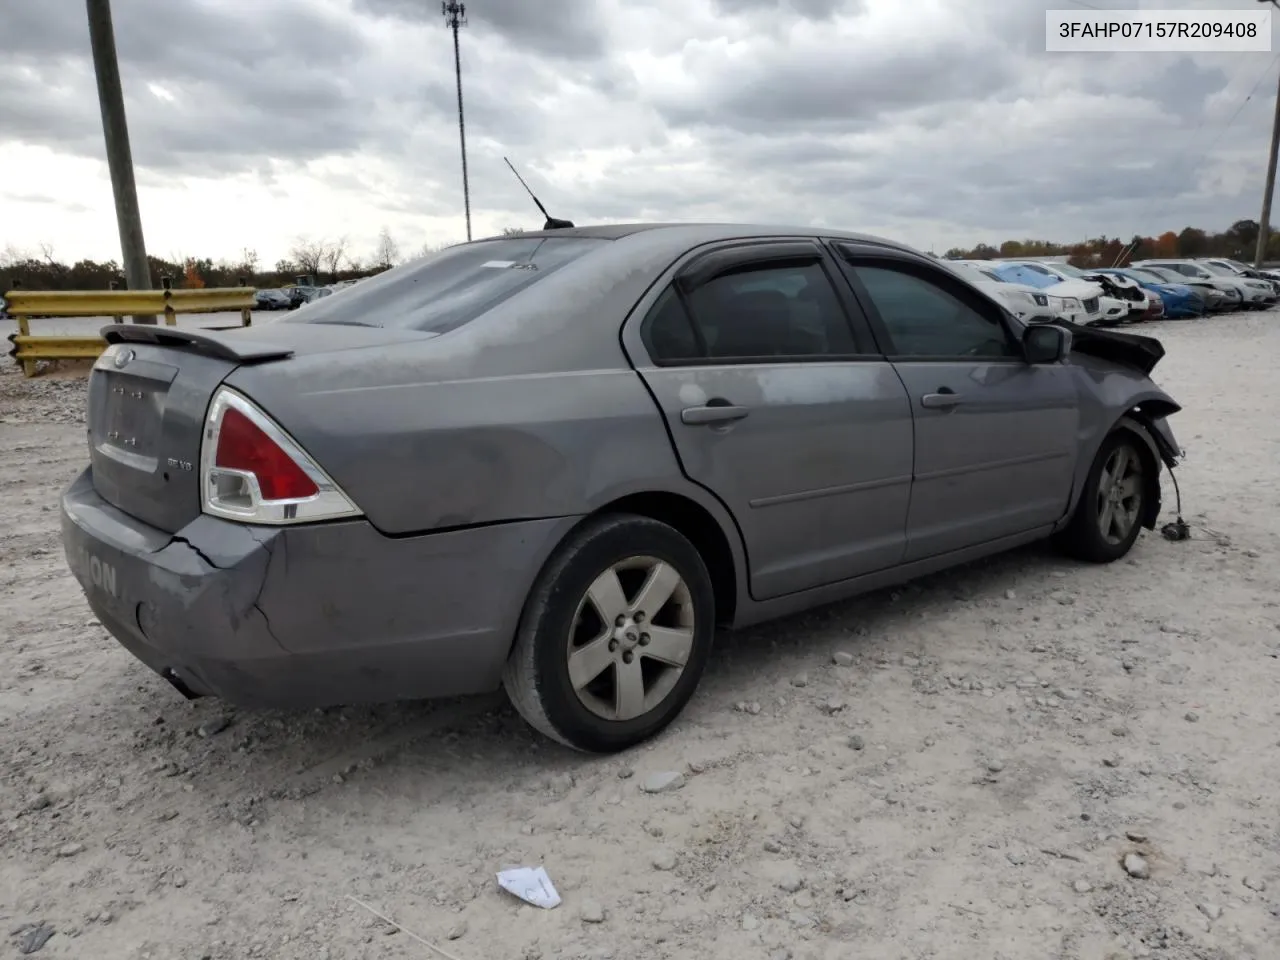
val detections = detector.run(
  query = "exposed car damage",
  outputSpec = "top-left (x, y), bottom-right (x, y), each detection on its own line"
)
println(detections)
top-left (1055, 319), bottom-right (1166, 376)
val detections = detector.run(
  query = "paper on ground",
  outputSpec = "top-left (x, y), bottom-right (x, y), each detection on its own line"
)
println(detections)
top-left (497, 866), bottom-right (562, 909)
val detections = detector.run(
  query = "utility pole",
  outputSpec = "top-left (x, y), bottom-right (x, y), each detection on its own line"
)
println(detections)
top-left (1255, 64), bottom-right (1280, 266)
top-left (1254, 0), bottom-right (1280, 266)
top-left (443, 1), bottom-right (472, 242)
top-left (86, 0), bottom-right (155, 322)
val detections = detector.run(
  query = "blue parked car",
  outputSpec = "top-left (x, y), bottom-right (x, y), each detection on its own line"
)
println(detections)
top-left (1093, 267), bottom-right (1204, 319)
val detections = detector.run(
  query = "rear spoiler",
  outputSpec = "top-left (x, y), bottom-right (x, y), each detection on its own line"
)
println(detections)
top-left (101, 324), bottom-right (294, 364)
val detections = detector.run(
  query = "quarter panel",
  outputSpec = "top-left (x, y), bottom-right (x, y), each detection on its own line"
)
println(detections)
top-left (227, 368), bottom-right (688, 534)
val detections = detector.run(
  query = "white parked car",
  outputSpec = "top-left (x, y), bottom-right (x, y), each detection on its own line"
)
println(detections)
top-left (975, 261), bottom-right (1111, 326)
top-left (1134, 260), bottom-right (1260, 309)
top-left (942, 261), bottom-right (1059, 323)
top-left (1010, 261), bottom-right (1149, 325)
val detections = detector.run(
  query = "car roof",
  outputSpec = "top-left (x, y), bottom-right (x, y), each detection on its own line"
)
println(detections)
top-left (474, 221), bottom-right (919, 252)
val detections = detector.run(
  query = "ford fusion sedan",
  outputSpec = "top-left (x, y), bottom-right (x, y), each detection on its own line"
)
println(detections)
top-left (61, 223), bottom-right (1183, 753)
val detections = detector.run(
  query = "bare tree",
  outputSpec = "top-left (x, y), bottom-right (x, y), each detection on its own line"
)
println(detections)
top-left (373, 227), bottom-right (400, 270)
top-left (289, 236), bottom-right (328, 280)
top-left (322, 235), bottom-right (348, 281)
top-left (417, 239), bottom-right (459, 259)
top-left (0, 243), bottom-right (29, 269)
top-left (239, 247), bottom-right (259, 276)
top-left (37, 241), bottom-right (57, 264)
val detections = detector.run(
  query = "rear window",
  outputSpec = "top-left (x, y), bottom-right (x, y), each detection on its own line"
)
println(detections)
top-left (278, 236), bottom-right (607, 332)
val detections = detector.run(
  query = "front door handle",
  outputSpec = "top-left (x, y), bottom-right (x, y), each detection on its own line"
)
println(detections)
top-left (921, 390), bottom-right (962, 409)
top-left (681, 403), bottom-right (750, 425)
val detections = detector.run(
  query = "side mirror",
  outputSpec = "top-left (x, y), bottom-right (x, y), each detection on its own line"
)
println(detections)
top-left (1023, 323), bottom-right (1068, 364)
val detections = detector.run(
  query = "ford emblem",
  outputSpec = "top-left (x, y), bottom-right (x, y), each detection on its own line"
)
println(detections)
top-left (114, 348), bottom-right (135, 369)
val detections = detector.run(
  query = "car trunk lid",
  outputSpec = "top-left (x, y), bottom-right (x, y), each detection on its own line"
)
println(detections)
top-left (88, 322), bottom-right (435, 533)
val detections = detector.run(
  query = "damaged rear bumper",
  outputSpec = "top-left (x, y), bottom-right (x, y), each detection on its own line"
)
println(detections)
top-left (59, 467), bottom-right (578, 709)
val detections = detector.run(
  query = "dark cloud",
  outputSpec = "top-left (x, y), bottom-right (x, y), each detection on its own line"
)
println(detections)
top-left (0, 0), bottom-right (1274, 261)
top-left (653, 38), bottom-right (1016, 132)
top-left (711, 0), bottom-right (860, 18)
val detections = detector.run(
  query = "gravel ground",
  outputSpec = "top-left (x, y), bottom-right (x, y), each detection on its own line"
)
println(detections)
top-left (1, 313), bottom-right (1278, 960)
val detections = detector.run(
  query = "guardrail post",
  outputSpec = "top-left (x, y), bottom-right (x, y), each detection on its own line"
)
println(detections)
top-left (239, 277), bottom-right (252, 327)
top-left (160, 275), bottom-right (177, 326)
top-left (15, 313), bottom-right (34, 377)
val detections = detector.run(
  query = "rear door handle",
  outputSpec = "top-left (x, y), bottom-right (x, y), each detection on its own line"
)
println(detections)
top-left (681, 404), bottom-right (750, 425)
top-left (920, 391), bottom-right (962, 409)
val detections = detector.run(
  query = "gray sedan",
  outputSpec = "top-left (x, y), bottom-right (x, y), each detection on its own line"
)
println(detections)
top-left (60, 223), bottom-right (1183, 752)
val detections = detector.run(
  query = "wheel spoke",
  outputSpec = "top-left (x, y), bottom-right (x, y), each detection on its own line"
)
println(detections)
top-left (1117, 503), bottom-right (1138, 535)
top-left (1099, 501), bottom-right (1116, 539)
top-left (1110, 447), bottom-right (1129, 480)
top-left (615, 658), bottom-right (647, 720)
top-left (1097, 462), bottom-right (1113, 489)
top-left (586, 568), bottom-right (628, 625)
top-left (567, 636), bottom-right (615, 691)
top-left (642, 625), bottom-right (694, 668)
top-left (631, 562), bottom-right (681, 620)
top-left (1119, 475), bottom-right (1141, 498)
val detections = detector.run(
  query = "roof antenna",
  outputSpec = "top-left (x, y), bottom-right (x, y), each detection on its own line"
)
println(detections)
top-left (504, 157), bottom-right (574, 230)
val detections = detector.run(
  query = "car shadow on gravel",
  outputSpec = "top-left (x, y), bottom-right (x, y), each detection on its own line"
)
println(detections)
top-left (89, 539), bottom-right (1084, 808)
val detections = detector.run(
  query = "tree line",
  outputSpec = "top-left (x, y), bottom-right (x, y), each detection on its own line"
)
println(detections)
top-left (4, 220), bottom-right (1270, 292)
top-left (0, 225), bottom-right (521, 293)
top-left (943, 219), bottom-right (1275, 266)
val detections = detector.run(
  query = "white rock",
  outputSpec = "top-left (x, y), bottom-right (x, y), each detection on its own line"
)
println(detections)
top-left (1123, 853), bottom-right (1150, 879)
top-left (641, 771), bottom-right (685, 794)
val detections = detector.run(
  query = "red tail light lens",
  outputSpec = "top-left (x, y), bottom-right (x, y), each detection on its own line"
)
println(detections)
top-left (200, 388), bottom-right (360, 525)
top-left (215, 406), bottom-right (319, 500)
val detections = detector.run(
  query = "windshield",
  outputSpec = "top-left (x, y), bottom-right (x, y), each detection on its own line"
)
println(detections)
top-left (1144, 267), bottom-right (1185, 283)
top-left (1049, 263), bottom-right (1087, 278)
top-left (989, 263), bottom-right (1058, 289)
top-left (947, 262), bottom-right (999, 284)
top-left (277, 236), bottom-right (608, 331)
top-left (1126, 268), bottom-right (1166, 284)
top-left (1199, 262), bottom-right (1236, 277)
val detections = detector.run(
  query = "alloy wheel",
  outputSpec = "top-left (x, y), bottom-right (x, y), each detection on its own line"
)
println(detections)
top-left (566, 556), bottom-right (696, 722)
top-left (1096, 444), bottom-right (1144, 545)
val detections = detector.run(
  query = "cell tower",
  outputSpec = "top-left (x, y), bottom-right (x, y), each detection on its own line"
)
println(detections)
top-left (442, 1), bottom-right (471, 241)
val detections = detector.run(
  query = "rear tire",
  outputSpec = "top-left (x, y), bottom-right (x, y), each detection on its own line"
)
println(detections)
top-left (503, 513), bottom-right (715, 753)
top-left (1057, 431), bottom-right (1149, 563)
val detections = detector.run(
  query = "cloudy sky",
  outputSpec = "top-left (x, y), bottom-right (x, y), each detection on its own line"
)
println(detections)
top-left (1, 0), bottom-right (1277, 267)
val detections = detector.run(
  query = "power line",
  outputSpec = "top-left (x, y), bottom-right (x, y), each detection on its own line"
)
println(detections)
top-left (442, 1), bottom-right (471, 242)
top-left (1197, 51), bottom-right (1280, 162)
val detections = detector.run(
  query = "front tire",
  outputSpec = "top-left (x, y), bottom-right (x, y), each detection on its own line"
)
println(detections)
top-left (503, 514), bottom-right (715, 753)
top-left (1057, 431), bottom-right (1149, 563)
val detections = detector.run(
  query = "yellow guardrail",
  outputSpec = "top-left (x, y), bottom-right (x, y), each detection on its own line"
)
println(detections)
top-left (4, 286), bottom-right (256, 377)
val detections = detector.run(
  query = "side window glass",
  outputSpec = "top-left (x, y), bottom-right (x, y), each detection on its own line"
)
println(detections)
top-left (684, 262), bottom-right (857, 359)
top-left (643, 287), bottom-right (701, 362)
top-left (853, 264), bottom-right (1018, 359)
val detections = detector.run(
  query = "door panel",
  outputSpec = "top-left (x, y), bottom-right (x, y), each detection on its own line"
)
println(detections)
top-left (834, 250), bottom-right (1080, 562)
top-left (891, 361), bottom-right (1077, 560)
top-left (629, 242), bottom-right (914, 600)
top-left (638, 362), bottom-right (914, 598)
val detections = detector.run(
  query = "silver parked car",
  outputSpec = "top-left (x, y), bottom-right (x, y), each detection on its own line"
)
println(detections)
top-left (61, 224), bottom-right (1183, 752)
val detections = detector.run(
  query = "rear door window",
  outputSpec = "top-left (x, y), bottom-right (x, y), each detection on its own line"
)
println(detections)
top-left (279, 236), bottom-right (607, 332)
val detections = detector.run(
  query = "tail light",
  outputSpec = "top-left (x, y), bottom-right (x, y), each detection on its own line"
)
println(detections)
top-left (200, 387), bottom-right (361, 525)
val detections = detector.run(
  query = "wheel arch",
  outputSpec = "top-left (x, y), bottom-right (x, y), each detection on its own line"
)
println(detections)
top-left (589, 491), bottom-right (740, 627)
